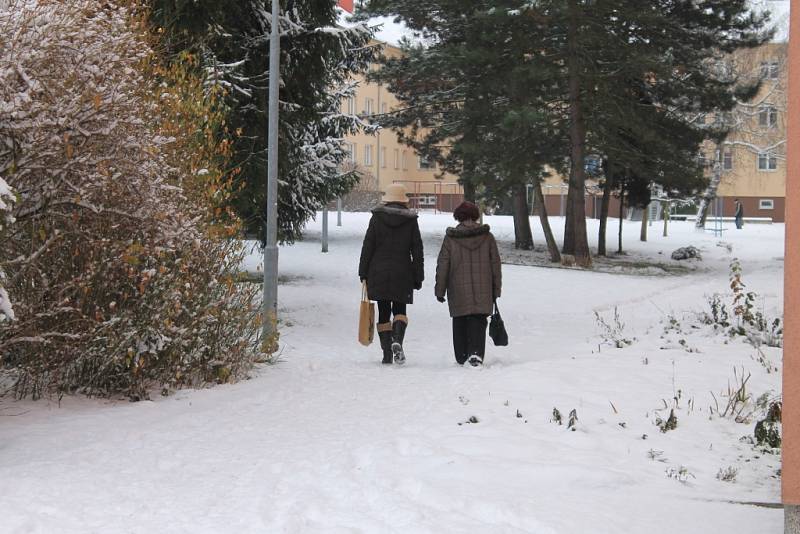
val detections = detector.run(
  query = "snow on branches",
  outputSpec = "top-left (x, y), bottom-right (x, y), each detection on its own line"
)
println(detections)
top-left (0, 175), bottom-right (14, 321)
top-left (194, 2), bottom-right (377, 241)
top-left (0, 0), bottom-right (260, 399)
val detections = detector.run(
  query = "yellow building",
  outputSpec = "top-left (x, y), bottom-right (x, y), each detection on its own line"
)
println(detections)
top-left (714, 42), bottom-right (787, 222)
top-left (342, 41), bottom-right (463, 211)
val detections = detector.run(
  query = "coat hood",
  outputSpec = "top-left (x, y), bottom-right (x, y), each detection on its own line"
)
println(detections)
top-left (372, 204), bottom-right (418, 228)
top-left (446, 223), bottom-right (491, 250)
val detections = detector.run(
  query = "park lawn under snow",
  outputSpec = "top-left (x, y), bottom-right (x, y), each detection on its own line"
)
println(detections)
top-left (0, 213), bottom-right (785, 533)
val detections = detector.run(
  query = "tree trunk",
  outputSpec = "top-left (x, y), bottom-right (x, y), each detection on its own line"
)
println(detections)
top-left (460, 120), bottom-right (478, 203)
top-left (617, 183), bottom-right (625, 254)
top-left (534, 182), bottom-right (561, 263)
top-left (640, 202), bottom-right (649, 242)
top-left (597, 178), bottom-right (611, 256)
top-left (562, 0), bottom-right (591, 266)
top-left (563, 177), bottom-right (575, 253)
top-left (512, 182), bottom-right (534, 250)
top-left (462, 180), bottom-right (476, 203)
top-left (696, 144), bottom-right (722, 230)
top-left (663, 201), bottom-right (670, 237)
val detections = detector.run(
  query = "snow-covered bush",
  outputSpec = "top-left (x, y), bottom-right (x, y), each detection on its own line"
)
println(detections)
top-left (716, 466), bottom-right (738, 482)
top-left (0, 175), bottom-right (15, 321)
top-left (0, 0), bottom-right (261, 399)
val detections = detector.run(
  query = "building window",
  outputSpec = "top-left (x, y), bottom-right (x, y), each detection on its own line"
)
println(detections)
top-left (418, 155), bottom-right (435, 170)
top-left (757, 151), bottom-right (777, 171)
top-left (381, 103), bottom-right (388, 114)
top-left (758, 105), bottom-right (778, 128)
top-left (722, 149), bottom-right (733, 171)
top-left (393, 149), bottom-right (400, 170)
top-left (760, 61), bottom-right (780, 80)
top-left (346, 96), bottom-right (355, 115)
top-left (402, 150), bottom-right (408, 170)
top-left (759, 199), bottom-right (775, 210)
top-left (364, 98), bottom-right (374, 116)
top-left (380, 147), bottom-right (387, 168)
top-left (415, 195), bottom-right (437, 207)
top-left (364, 144), bottom-right (373, 166)
top-left (350, 143), bottom-right (357, 163)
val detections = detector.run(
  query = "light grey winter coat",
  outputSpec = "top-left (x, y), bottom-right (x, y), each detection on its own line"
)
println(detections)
top-left (434, 222), bottom-right (502, 317)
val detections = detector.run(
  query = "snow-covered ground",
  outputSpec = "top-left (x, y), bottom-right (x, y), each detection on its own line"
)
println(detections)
top-left (0, 213), bottom-right (785, 533)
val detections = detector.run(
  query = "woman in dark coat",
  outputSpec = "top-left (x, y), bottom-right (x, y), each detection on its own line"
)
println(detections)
top-left (435, 201), bottom-right (502, 367)
top-left (359, 184), bottom-right (424, 365)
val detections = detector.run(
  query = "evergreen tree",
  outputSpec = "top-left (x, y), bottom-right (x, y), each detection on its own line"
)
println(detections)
top-left (587, 1), bottom-right (771, 249)
top-left (362, 1), bottom-right (565, 251)
top-left (150, 0), bottom-right (376, 242)
top-left (592, 79), bottom-right (708, 255)
top-left (364, 0), bottom-right (770, 264)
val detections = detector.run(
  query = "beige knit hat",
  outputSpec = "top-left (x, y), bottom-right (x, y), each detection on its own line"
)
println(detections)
top-left (382, 183), bottom-right (409, 204)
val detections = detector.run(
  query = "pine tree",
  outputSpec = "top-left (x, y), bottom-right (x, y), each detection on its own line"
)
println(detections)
top-left (364, 0), bottom-right (770, 264)
top-left (516, 0), bottom-right (770, 263)
top-left (362, 1), bottom-right (565, 250)
top-left (150, 0), bottom-right (377, 242)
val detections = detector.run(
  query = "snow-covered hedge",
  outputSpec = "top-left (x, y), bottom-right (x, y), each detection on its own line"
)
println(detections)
top-left (0, 0), bottom-right (261, 399)
top-left (0, 175), bottom-right (15, 321)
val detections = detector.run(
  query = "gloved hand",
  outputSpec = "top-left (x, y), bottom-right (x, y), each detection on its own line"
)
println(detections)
top-left (360, 277), bottom-right (367, 283)
top-left (437, 296), bottom-right (445, 303)
top-left (414, 281), bottom-right (422, 290)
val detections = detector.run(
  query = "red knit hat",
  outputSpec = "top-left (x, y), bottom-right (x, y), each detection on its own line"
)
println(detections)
top-left (453, 201), bottom-right (480, 222)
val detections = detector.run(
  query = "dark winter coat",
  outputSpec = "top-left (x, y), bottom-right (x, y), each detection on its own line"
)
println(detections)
top-left (735, 201), bottom-right (744, 218)
top-left (435, 222), bottom-right (502, 318)
top-left (359, 204), bottom-right (424, 304)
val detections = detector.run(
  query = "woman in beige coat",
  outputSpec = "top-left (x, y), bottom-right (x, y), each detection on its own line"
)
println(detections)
top-left (434, 201), bottom-right (502, 366)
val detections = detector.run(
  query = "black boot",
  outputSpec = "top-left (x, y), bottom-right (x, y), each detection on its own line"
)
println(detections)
top-left (467, 354), bottom-right (484, 367)
top-left (466, 315), bottom-right (488, 367)
top-left (391, 315), bottom-right (408, 365)
top-left (377, 324), bottom-right (393, 365)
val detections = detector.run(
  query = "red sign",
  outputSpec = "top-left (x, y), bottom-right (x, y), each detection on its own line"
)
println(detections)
top-left (337, 0), bottom-right (354, 13)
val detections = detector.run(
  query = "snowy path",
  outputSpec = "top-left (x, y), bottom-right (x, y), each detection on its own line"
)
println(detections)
top-left (0, 214), bottom-right (785, 533)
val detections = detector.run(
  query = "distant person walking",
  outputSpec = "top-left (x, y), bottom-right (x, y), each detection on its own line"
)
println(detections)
top-left (734, 198), bottom-right (744, 229)
top-left (435, 201), bottom-right (502, 367)
top-left (359, 184), bottom-right (424, 365)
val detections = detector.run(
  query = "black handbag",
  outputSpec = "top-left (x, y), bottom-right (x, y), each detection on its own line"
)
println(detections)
top-left (489, 301), bottom-right (508, 346)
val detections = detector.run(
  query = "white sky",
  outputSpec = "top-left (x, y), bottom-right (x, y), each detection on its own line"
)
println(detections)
top-left (368, 15), bottom-right (413, 45)
top-left (755, 0), bottom-right (790, 42)
top-left (336, 8), bottom-right (412, 46)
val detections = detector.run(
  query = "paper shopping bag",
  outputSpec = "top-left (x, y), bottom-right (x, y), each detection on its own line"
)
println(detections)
top-left (358, 282), bottom-right (375, 346)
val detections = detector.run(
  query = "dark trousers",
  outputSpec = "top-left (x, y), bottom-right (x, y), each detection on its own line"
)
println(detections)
top-left (735, 216), bottom-right (743, 229)
top-left (378, 301), bottom-right (407, 324)
top-left (452, 315), bottom-right (488, 364)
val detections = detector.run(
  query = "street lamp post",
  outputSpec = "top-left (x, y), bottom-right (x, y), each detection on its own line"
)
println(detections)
top-left (322, 205), bottom-right (329, 253)
top-left (263, 0), bottom-right (280, 340)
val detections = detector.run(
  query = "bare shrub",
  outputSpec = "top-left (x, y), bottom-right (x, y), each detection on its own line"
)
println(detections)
top-left (594, 307), bottom-right (634, 348)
